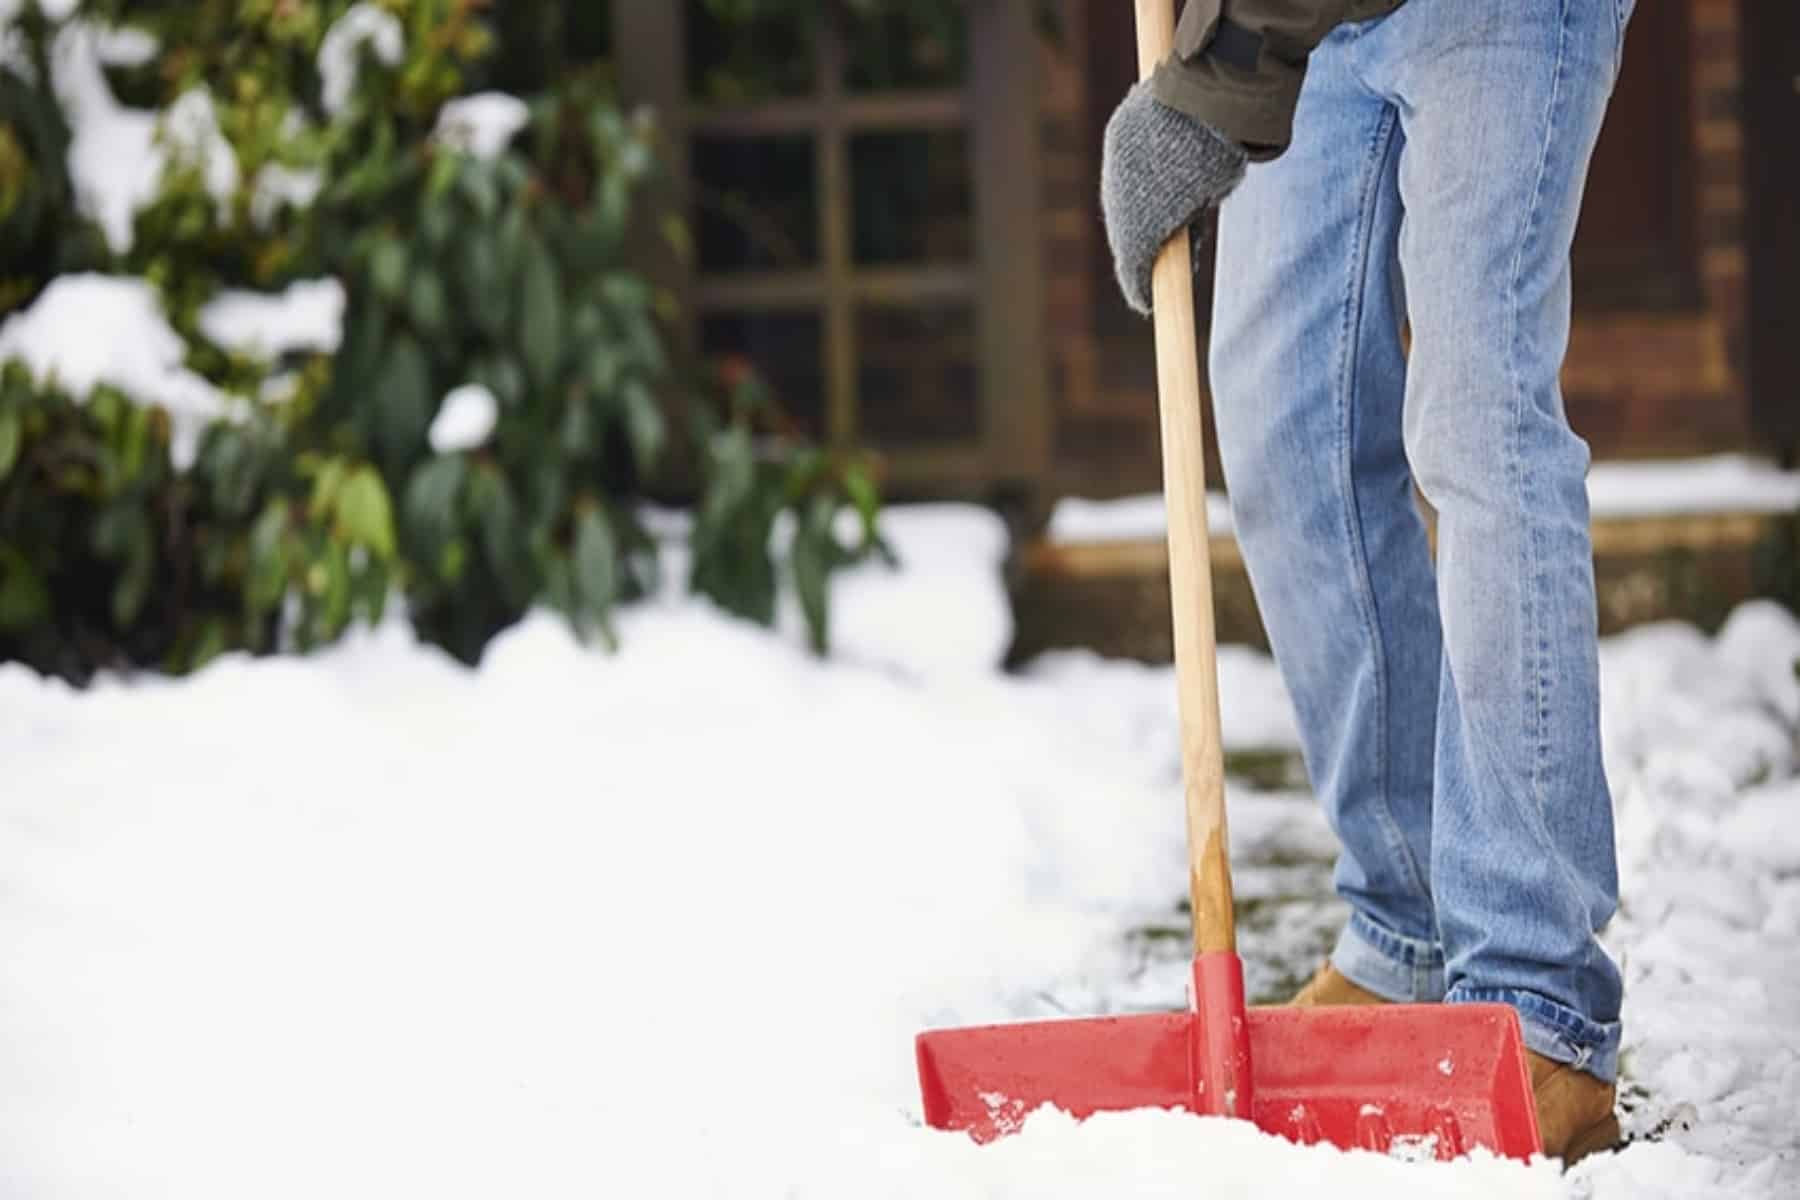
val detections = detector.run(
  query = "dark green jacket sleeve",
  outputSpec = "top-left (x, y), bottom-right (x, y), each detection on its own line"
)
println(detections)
top-left (1150, 0), bottom-right (1403, 161)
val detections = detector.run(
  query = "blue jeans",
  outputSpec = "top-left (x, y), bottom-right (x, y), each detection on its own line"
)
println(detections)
top-left (1210, 0), bottom-right (1632, 1082)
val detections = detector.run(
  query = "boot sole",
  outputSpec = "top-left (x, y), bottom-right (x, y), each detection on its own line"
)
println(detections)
top-left (1560, 1113), bottom-right (1623, 1167)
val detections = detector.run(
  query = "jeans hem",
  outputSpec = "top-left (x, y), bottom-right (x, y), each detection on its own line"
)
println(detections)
top-left (1449, 985), bottom-right (1621, 1084)
top-left (1331, 911), bottom-right (1445, 1003)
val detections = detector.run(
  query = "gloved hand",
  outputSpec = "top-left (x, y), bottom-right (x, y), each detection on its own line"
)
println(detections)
top-left (1100, 80), bottom-right (1247, 315)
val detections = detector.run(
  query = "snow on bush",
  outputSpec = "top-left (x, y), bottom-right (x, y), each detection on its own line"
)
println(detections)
top-left (317, 3), bottom-right (404, 116)
top-left (427, 382), bottom-right (498, 454)
top-left (0, 274), bottom-right (233, 467)
top-left (433, 91), bottom-right (531, 160)
top-left (48, 23), bottom-right (235, 254)
top-left (198, 278), bottom-right (347, 360)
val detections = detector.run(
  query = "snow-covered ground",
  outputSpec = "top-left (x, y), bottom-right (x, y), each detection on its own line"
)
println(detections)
top-left (2, 506), bottom-right (1796, 1198)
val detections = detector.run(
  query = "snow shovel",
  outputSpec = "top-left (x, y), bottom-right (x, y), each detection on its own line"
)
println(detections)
top-left (913, 0), bottom-right (1541, 1161)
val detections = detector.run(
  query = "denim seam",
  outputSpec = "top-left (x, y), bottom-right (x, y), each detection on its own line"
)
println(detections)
top-left (1505, 0), bottom-right (1570, 830)
top-left (1336, 104), bottom-right (1431, 918)
top-left (1504, 0), bottom-right (1603, 1008)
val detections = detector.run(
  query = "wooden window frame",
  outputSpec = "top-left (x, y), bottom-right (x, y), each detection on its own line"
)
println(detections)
top-left (613, 3), bottom-right (1051, 493)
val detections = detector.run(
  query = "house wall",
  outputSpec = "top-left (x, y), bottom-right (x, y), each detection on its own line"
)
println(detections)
top-left (1035, 0), bottom-right (1757, 501)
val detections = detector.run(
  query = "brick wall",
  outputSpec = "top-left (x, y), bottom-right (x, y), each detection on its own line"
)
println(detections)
top-left (1563, 0), bottom-right (1750, 454)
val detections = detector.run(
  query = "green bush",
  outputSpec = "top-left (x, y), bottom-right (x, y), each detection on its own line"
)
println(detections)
top-left (0, 361), bottom-right (396, 680)
top-left (0, 5), bottom-right (110, 313)
top-left (0, 0), bottom-right (888, 680)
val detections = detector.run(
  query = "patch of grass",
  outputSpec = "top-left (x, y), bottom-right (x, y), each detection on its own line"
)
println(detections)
top-left (1224, 748), bottom-right (1307, 791)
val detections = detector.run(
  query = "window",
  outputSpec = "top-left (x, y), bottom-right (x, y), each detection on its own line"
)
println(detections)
top-left (615, 3), bottom-right (1050, 491)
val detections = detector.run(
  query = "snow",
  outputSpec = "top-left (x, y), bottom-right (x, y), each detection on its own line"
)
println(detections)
top-left (1586, 456), bottom-right (1800, 518)
top-left (48, 24), bottom-right (238, 254)
top-left (434, 91), bottom-right (531, 161)
top-left (1049, 456), bottom-right (1800, 545)
top-left (0, 273), bottom-right (234, 468)
top-left (0, 505), bottom-right (1796, 1196)
top-left (798, 502), bottom-right (1013, 677)
top-left (92, 24), bottom-right (157, 67)
top-left (0, 0), bottom-right (77, 26)
top-left (250, 162), bottom-right (325, 228)
top-left (427, 383), bottom-right (498, 454)
top-left (1048, 490), bottom-right (1234, 542)
top-left (318, 3), bottom-right (404, 116)
top-left (198, 278), bottom-right (346, 360)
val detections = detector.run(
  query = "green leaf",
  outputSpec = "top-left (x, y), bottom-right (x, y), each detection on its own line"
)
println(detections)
top-left (185, 618), bottom-right (231, 673)
top-left (573, 505), bottom-right (619, 642)
top-left (307, 457), bottom-right (349, 522)
top-left (600, 272), bottom-right (652, 311)
top-left (408, 268), bottom-right (448, 334)
top-left (318, 541), bottom-right (352, 641)
top-left (426, 149), bottom-right (460, 201)
top-left (472, 355), bottom-right (526, 408)
top-left (518, 233), bottom-right (563, 388)
top-left (94, 507), bottom-right (155, 628)
top-left (373, 333), bottom-right (433, 468)
top-left (404, 454), bottom-right (466, 564)
top-left (459, 233), bottom-right (505, 336)
top-left (0, 543), bottom-right (49, 632)
top-left (843, 464), bottom-right (880, 529)
top-left (247, 500), bottom-right (291, 615)
top-left (621, 379), bottom-right (666, 475)
top-left (458, 162), bottom-right (499, 220)
top-left (113, 535), bottom-right (153, 628)
top-left (336, 466), bottom-right (398, 559)
top-left (792, 495), bottom-right (836, 654)
top-left (371, 237), bottom-right (408, 303)
top-left (329, 298), bottom-right (387, 418)
top-left (586, 345), bottom-right (621, 397)
top-left (470, 467), bottom-right (530, 604)
top-left (0, 407), bottom-right (22, 481)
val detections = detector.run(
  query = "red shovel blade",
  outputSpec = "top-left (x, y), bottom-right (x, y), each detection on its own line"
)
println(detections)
top-left (917, 1003), bottom-right (1540, 1161)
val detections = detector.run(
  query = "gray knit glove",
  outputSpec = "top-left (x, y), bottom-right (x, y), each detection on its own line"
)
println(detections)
top-left (1101, 81), bottom-right (1247, 315)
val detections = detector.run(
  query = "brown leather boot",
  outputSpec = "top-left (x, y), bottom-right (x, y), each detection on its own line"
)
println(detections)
top-left (1288, 962), bottom-right (1393, 1007)
top-left (1529, 1052), bottom-right (1620, 1164)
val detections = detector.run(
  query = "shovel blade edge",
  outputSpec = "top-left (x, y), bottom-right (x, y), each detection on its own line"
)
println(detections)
top-left (916, 1002), bottom-right (1540, 1161)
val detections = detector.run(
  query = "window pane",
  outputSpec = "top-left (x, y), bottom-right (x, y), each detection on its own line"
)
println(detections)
top-left (701, 312), bottom-right (826, 438)
top-left (844, 8), bottom-right (968, 92)
top-left (691, 136), bottom-right (818, 274)
top-left (850, 131), bottom-right (971, 266)
top-left (685, 0), bottom-right (815, 103)
top-left (857, 305), bottom-right (980, 447)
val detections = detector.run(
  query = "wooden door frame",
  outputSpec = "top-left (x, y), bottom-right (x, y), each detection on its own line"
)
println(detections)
top-left (1743, 0), bottom-right (1799, 462)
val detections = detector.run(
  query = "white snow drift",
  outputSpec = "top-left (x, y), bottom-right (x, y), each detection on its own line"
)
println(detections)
top-left (1, 506), bottom-right (1794, 1197)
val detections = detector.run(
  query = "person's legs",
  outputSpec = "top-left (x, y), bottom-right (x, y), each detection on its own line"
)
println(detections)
top-left (1210, 24), bottom-right (1445, 1004)
top-left (1363, 0), bottom-right (1629, 1080)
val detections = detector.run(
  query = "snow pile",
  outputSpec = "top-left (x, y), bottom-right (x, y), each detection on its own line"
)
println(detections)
top-left (0, 506), bottom-right (1795, 1196)
top-left (0, 273), bottom-right (234, 467)
top-left (806, 502), bottom-right (1014, 677)
top-left (198, 278), bottom-right (347, 360)
top-left (1577, 601), bottom-right (1800, 1198)
top-left (434, 92), bottom-right (531, 160)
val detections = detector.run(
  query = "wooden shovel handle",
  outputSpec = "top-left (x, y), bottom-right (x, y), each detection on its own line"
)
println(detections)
top-left (1132, 0), bottom-right (1236, 957)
